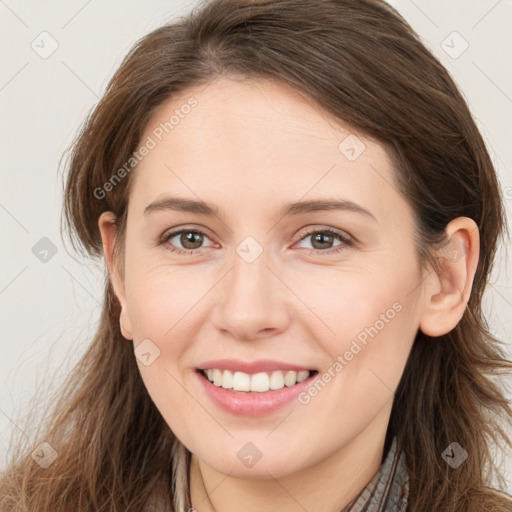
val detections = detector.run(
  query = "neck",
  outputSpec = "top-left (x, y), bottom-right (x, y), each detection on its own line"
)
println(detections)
top-left (189, 401), bottom-right (392, 512)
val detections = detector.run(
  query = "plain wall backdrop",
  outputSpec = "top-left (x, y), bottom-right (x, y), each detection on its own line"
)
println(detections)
top-left (1, 0), bottom-right (511, 493)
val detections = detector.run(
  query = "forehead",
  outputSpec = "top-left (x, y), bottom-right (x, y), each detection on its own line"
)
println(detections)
top-left (128, 76), bottom-right (409, 227)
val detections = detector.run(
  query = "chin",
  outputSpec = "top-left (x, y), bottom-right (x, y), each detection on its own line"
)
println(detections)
top-left (197, 442), bottom-right (309, 480)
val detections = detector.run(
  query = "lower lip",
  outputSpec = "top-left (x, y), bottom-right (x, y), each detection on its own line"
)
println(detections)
top-left (196, 370), bottom-right (318, 417)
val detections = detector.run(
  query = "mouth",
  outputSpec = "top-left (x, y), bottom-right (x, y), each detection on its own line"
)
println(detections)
top-left (195, 367), bottom-right (319, 417)
top-left (197, 368), bottom-right (318, 393)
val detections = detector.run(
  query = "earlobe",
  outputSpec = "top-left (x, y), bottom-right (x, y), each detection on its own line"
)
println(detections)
top-left (98, 211), bottom-right (133, 340)
top-left (419, 217), bottom-right (480, 338)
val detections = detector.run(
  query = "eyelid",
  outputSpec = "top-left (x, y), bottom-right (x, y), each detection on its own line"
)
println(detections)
top-left (295, 225), bottom-right (352, 241)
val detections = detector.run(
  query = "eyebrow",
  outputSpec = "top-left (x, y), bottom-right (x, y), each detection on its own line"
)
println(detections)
top-left (143, 196), bottom-right (377, 222)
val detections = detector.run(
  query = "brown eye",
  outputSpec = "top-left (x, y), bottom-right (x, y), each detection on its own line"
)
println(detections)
top-left (310, 232), bottom-right (336, 250)
top-left (161, 228), bottom-right (214, 254)
top-left (295, 227), bottom-right (353, 255)
top-left (178, 231), bottom-right (204, 249)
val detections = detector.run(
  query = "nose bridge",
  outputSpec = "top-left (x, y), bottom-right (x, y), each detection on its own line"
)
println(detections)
top-left (212, 236), bottom-right (290, 339)
top-left (227, 238), bottom-right (275, 310)
top-left (232, 246), bottom-right (268, 297)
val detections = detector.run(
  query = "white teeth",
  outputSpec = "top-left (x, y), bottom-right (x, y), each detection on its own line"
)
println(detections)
top-left (269, 371), bottom-right (284, 390)
top-left (232, 371), bottom-right (251, 391)
top-left (202, 369), bottom-right (311, 392)
top-left (221, 370), bottom-right (233, 389)
top-left (297, 370), bottom-right (309, 383)
top-left (284, 370), bottom-right (297, 387)
top-left (212, 369), bottom-right (223, 386)
top-left (251, 372), bottom-right (270, 392)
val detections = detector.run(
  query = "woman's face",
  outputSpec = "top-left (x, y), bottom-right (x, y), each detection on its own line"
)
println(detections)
top-left (100, 77), bottom-right (429, 478)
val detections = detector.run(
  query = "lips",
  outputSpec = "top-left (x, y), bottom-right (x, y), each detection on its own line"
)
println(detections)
top-left (195, 359), bottom-right (319, 416)
top-left (197, 358), bottom-right (316, 374)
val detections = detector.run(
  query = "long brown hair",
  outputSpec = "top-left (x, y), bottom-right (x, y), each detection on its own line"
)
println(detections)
top-left (2, 0), bottom-right (511, 510)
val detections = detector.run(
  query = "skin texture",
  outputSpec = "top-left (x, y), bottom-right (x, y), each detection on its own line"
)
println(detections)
top-left (98, 76), bottom-right (479, 512)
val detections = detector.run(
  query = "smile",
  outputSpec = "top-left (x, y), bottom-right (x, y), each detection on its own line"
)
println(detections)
top-left (202, 368), bottom-right (312, 392)
top-left (196, 366), bottom-right (319, 417)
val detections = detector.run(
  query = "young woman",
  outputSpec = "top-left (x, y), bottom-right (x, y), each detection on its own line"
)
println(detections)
top-left (2, 0), bottom-right (511, 510)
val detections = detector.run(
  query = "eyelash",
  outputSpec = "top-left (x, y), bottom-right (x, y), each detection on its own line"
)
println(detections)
top-left (159, 226), bottom-right (354, 256)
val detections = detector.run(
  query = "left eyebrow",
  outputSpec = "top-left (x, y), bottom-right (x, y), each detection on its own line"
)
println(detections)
top-left (143, 196), bottom-right (377, 223)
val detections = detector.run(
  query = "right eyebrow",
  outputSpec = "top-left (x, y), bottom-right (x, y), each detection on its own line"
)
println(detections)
top-left (144, 197), bottom-right (221, 217)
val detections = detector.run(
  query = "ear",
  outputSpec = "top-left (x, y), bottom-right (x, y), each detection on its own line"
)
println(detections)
top-left (419, 217), bottom-right (480, 337)
top-left (98, 211), bottom-right (133, 340)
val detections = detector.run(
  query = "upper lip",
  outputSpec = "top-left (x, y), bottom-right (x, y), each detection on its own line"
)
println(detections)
top-left (197, 359), bottom-right (316, 374)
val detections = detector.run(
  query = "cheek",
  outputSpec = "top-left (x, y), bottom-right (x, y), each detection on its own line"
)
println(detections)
top-left (298, 262), bottom-right (419, 403)
top-left (292, 262), bottom-right (416, 342)
top-left (125, 261), bottom-right (208, 341)
top-left (294, 296), bottom-right (416, 458)
top-left (124, 264), bottom-right (213, 409)
top-left (124, 265), bottom-right (204, 440)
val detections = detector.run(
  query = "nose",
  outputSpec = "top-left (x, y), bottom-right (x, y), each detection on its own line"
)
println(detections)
top-left (211, 246), bottom-right (292, 342)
